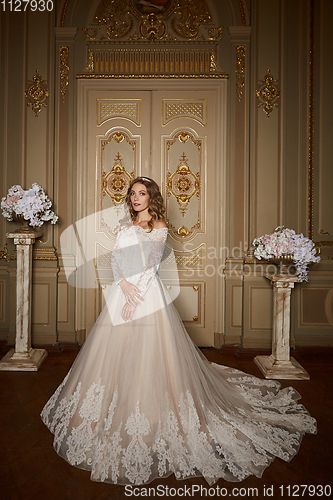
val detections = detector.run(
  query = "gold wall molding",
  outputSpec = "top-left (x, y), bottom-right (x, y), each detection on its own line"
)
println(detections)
top-left (60, 46), bottom-right (69, 102)
top-left (308, 0), bottom-right (315, 242)
top-left (60, 0), bottom-right (70, 27)
top-left (25, 70), bottom-right (49, 117)
top-left (81, 46), bottom-right (225, 78)
top-left (237, 0), bottom-right (247, 26)
top-left (255, 69), bottom-right (280, 118)
top-left (236, 45), bottom-right (245, 101)
top-left (0, 244), bottom-right (9, 262)
top-left (77, 72), bottom-right (229, 79)
top-left (10, 247), bottom-right (58, 261)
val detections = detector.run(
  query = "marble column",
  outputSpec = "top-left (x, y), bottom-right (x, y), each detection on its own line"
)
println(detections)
top-left (254, 274), bottom-right (310, 380)
top-left (0, 231), bottom-right (48, 371)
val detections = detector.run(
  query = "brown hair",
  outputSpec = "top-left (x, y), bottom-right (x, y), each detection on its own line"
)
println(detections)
top-left (125, 177), bottom-right (166, 232)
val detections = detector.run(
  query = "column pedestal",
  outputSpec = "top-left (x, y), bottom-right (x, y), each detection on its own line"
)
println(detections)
top-left (254, 274), bottom-right (310, 380)
top-left (0, 230), bottom-right (48, 371)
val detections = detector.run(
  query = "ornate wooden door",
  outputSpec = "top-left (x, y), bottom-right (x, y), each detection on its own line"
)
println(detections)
top-left (79, 81), bottom-right (226, 347)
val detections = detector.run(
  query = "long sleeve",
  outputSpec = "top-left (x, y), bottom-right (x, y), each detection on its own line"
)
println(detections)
top-left (111, 226), bottom-right (168, 295)
top-left (135, 228), bottom-right (168, 297)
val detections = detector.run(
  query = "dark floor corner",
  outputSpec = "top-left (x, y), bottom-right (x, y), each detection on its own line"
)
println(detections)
top-left (0, 347), bottom-right (332, 500)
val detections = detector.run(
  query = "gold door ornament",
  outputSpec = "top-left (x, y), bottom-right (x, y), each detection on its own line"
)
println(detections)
top-left (25, 70), bottom-right (49, 117)
top-left (166, 152), bottom-right (200, 216)
top-left (256, 69), bottom-right (280, 118)
top-left (101, 152), bottom-right (134, 205)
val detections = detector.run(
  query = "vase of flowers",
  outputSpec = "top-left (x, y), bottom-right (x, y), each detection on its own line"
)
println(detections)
top-left (1, 183), bottom-right (58, 232)
top-left (252, 226), bottom-right (320, 282)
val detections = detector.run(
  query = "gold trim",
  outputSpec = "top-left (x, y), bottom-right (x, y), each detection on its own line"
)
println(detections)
top-left (60, 0), bottom-right (70, 27)
top-left (319, 229), bottom-right (332, 236)
top-left (308, 0), bottom-right (314, 241)
top-left (237, 0), bottom-right (247, 26)
top-left (76, 73), bottom-right (229, 79)
top-left (60, 46), bottom-right (69, 103)
top-left (236, 45), bottom-right (245, 101)
top-left (0, 243), bottom-right (9, 262)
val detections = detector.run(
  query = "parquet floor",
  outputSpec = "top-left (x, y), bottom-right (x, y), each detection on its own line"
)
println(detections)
top-left (0, 347), bottom-right (332, 500)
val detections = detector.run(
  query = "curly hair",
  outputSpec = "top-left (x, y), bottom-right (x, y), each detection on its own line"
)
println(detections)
top-left (125, 177), bottom-right (166, 232)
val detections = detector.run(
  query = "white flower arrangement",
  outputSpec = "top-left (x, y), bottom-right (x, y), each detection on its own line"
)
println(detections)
top-left (1, 183), bottom-right (58, 227)
top-left (252, 226), bottom-right (320, 282)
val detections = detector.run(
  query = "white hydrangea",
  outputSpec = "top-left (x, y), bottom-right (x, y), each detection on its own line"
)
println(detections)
top-left (1, 183), bottom-right (58, 227)
top-left (252, 226), bottom-right (320, 282)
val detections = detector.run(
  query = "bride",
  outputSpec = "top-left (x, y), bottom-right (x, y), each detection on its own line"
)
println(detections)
top-left (41, 177), bottom-right (316, 486)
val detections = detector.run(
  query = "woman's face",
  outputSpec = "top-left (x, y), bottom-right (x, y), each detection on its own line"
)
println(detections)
top-left (130, 182), bottom-right (150, 213)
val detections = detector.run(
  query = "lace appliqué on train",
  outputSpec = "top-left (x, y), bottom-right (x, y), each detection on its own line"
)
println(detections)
top-left (41, 378), bottom-right (316, 485)
top-left (122, 401), bottom-right (154, 484)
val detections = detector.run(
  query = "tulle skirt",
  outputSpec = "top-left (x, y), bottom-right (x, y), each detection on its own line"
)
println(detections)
top-left (41, 278), bottom-right (317, 485)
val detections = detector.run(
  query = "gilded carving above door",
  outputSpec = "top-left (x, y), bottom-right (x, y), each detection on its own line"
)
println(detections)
top-left (79, 0), bottom-right (227, 79)
top-left (87, 0), bottom-right (218, 42)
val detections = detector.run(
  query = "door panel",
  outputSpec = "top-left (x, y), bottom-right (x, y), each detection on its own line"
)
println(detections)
top-left (151, 91), bottom-right (217, 345)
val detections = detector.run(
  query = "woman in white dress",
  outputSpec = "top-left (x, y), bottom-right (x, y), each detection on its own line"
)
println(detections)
top-left (41, 177), bottom-right (316, 486)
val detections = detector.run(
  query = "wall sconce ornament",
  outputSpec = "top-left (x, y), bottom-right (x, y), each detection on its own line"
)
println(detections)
top-left (25, 70), bottom-right (49, 117)
top-left (256, 69), bottom-right (280, 118)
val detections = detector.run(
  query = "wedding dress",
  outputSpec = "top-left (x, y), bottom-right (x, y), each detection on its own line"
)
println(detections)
top-left (41, 224), bottom-right (316, 486)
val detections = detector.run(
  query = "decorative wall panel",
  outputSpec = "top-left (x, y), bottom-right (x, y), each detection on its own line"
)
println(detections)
top-left (57, 282), bottom-right (70, 324)
top-left (173, 283), bottom-right (205, 327)
top-left (97, 99), bottom-right (141, 126)
top-left (32, 283), bottom-right (51, 326)
top-left (0, 281), bottom-right (4, 322)
top-left (164, 129), bottom-right (205, 241)
top-left (98, 128), bottom-right (138, 236)
top-left (301, 288), bottom-right (333, 326)
top-left (162, 99), bottom-right (206, 126)
top-left (160, 243), bottom-right (206, 271)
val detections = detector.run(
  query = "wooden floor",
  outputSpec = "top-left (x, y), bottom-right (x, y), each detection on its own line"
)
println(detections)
top-left (1, 346), bottom-right (332, 500)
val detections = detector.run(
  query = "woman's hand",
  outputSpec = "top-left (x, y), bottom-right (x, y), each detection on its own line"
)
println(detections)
top-left (119, 279), bottom-right (144, 306)
top-left (121, 302), bottom-right (137, 322)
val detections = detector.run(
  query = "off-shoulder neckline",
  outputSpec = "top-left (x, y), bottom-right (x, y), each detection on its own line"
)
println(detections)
top-left (133, 225), bottom-right (168, 233)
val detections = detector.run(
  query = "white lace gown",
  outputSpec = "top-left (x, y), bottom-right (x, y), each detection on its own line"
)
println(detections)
top-left (41, 226), bottom-right (317, 486)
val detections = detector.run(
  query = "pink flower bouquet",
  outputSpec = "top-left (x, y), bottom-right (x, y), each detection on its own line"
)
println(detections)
top-left (253, 226), bottom-right (320, 282)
